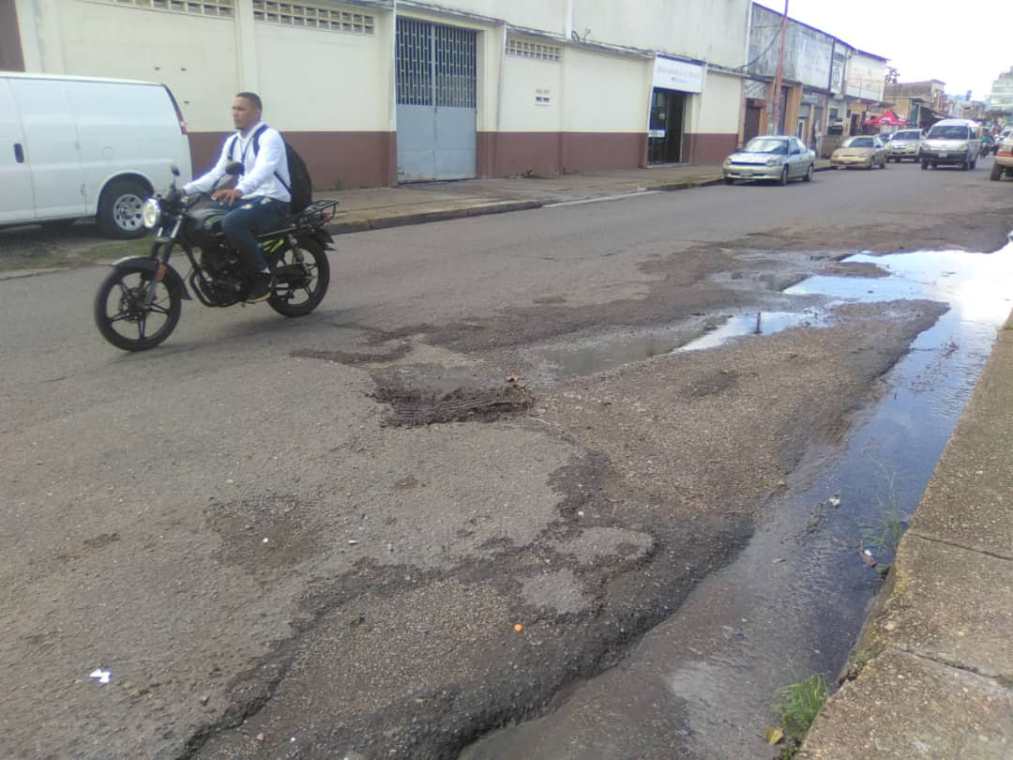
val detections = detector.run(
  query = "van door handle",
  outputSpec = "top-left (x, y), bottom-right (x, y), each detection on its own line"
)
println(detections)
top-left (13, 143), bottom-right (24, 163)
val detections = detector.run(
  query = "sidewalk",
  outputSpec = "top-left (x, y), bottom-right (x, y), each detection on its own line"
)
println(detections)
top-left (799, 311), bottom-right (1013, 759)
top-left (318, 161), bottom-right (832, 234)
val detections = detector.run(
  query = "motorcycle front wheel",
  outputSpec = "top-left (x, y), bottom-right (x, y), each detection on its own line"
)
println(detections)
top-left (268, 239), bottom-right (331, 318)
top-left (94, 265), bottom-right (182, 351)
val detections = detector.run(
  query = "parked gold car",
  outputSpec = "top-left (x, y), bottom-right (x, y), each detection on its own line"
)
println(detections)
top-left (831, 136), bottom-right (888, 170)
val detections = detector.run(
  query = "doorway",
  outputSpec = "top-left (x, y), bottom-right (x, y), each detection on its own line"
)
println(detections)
top-left (743, 99), bottom-right (765, 144)
top-left (648, 89), bottom-right (685, 164)
top-left (395, 17), bottom-right (478, 182)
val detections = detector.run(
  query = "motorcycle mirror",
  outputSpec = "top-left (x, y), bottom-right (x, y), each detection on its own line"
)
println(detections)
top-left (225, 161), bottom-right (244, 177)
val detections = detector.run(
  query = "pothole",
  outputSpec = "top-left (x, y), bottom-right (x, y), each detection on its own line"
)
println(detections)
top-left (369, 366), bottom-right (535, 427)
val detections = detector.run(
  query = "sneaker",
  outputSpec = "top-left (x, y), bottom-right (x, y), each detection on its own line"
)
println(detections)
top-left (246, 273), bottom-right (273, 303)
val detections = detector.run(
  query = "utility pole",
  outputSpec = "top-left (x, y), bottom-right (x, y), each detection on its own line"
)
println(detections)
top-left (768, 0), bottom-right (789, 134)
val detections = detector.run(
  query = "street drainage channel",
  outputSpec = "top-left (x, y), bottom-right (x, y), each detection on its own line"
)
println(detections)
top-left (464, 243), bottom-right (1013, 760)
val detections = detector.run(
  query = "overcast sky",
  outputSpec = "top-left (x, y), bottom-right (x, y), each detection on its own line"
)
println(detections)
top-left (755, 0), bottom-right (1011, 100)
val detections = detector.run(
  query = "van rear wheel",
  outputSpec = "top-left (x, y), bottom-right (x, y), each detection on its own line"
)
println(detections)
top-left (98, 179), bottom-right (150, 239)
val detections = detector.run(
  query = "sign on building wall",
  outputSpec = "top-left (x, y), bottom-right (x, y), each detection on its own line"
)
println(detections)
top-left (653, 56), bottom-right (704, 94)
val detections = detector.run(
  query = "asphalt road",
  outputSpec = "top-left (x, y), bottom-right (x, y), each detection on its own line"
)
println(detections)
top-left (2, 161), bottom-right (1011, 760)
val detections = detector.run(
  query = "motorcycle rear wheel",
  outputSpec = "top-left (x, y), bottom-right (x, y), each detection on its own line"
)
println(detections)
top-left (94, 265), bottom-right (182, 351)
top-left (268, 239), bottom-right (331, 318)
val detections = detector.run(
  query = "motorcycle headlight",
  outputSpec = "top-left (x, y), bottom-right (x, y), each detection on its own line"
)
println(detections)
top-left (142, 199), bottom-right (162, 230)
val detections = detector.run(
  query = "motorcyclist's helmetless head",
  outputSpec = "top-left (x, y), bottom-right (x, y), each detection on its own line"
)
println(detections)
top-left (232, 92), bottom-right (262, 132)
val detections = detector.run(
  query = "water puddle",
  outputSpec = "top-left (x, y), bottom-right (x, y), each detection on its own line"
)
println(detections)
top-left (464, 243), bottom-right (1013, 759)
top-left (537, 247), bottom-right (1013, 381)
top-left (678, 309), bottom-right (828, 352)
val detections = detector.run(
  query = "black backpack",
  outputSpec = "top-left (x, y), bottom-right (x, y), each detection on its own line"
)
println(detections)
top-left (228, 124), bottom-right (312, 214)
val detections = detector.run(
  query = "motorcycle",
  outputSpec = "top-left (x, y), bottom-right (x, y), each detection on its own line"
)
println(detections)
top-left (93, 164), bottom-right (335, 352)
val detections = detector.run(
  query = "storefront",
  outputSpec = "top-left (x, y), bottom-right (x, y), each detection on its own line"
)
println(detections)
top-left (648, 55), bottom-right (704, 164)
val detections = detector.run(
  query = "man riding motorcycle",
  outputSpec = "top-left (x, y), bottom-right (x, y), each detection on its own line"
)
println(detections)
top-left (183, 91), bottom-right (289, 302)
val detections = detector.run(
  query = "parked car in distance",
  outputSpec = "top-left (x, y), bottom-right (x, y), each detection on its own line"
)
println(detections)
top-left (887, 129), bottom-right (924, 163)
top-left (991, 135), bottom-right (1013, 181)
top-left (920, 119), bottom-right (981, 171)
top-left (722, 136), bottom-right (816, 186)
top-left (1, 72), bottom-right (191, 238)
top-left (831, 136), bottom-right (888, 170)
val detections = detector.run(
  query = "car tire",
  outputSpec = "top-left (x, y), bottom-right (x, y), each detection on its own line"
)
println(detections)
top-left (921, 161), bottom-right (929, 170)
top-left (991, 163), bottom-right (1003, 181)
top-left (803, 163), bottom-right (814, 182)
top-left (778, 166), bottom-right (789, 186)
top-left (97, 178), bottom-right (150, 239)
top-left (724, 177), bottom-right (735, 186)
top-left (970, 158), bottom-right (977, 170)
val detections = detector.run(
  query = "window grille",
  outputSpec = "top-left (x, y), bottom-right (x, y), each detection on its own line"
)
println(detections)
top-left (396, 17), bottom-right (476, 109)
top-left (253, 1), bottom-right (375, 33)
top-left (109, 0), bottom-right (234, 16)
top-left (507, 39), bottom-right (561, 62)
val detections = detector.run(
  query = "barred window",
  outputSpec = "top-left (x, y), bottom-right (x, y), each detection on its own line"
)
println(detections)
top-left (507, 39), bottom-right (561, 62)
top-left (110, 0), bottom-right (234, 16)
top-left (253, 1), bottom-right (375, 33)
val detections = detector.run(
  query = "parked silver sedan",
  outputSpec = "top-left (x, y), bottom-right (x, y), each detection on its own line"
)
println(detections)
top-left (723, 136), bottom-right (816, 186)
top-left (887, 129), bottom-right (924, 163)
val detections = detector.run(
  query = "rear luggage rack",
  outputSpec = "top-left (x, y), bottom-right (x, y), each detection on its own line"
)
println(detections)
top-left (296, 200), bottom-right (340, 228)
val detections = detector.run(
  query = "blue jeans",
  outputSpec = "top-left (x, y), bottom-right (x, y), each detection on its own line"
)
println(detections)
top-left (220, 197), bottom-right (288, 276)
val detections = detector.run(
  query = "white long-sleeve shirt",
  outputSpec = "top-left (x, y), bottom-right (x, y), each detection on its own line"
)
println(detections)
top-left (184, 122), bottom-right (292, 203)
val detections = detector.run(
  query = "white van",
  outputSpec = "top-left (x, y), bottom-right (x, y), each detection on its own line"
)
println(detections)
top-left (919, 118), bottom-right (981, 171)
top-left (0, 73), bottom-right (191, 238)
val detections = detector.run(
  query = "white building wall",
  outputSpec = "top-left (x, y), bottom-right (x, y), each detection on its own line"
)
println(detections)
top-left (255, 17), bottom-right (392, 132)
top-left (846, 53), bottom-right (886, 102)
top-left (412, 0), bottom-right (567, 36)
top-left (498, 45), bottom-right (564, 133)
top-left (561, 47), bottom-right (650, 133)
top-left (572, 0), bottom-right (750, 69)
top-left (692, 70), bottom-right (742, 134)
top-left (13, 0), bottom-right (756, 181)
top-left (16, 0), bottom-right (241, 131)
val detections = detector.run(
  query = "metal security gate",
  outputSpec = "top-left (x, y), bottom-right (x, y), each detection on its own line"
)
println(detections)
top-left (396, 17), bottom-right (477, 181)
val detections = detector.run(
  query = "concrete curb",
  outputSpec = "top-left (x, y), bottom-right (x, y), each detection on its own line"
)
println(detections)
top-left (798, 308), bottom-right (1013, 759)
top-left (327, 200), bottom-right (543, 236)
top-left (324, 168), bottom-right (816, 237)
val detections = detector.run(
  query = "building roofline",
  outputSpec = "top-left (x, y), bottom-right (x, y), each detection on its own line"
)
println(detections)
top-left (751, 2), bottom-right (888, 61)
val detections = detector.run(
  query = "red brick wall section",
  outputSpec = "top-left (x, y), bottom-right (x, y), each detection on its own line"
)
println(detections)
top-left (685, 133), bottom-right (740, 164)
top-left (0, 0), bottom-right (25, 71)
top-left (187, 131), bottom-right (396, 190)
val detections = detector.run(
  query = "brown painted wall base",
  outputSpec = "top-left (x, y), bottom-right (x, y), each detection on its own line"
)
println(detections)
top-left (187, 129), bottom-right (734, 189)
top-left (684, 133), bottom-right (740, 164)
top-left (477, 132), bottom-right (648, 178)
top-left (188, 131), bottom-right (396, 190)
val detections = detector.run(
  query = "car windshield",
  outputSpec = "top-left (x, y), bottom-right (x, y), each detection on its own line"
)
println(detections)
top-left (927, 126), bottom-right (969, 139)
top-left (894, 131), bottom-right (921, 141)
top-left (844, 137), bottom-right (875, 148)
top-left (744, 138), bottom-right (788, 155)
